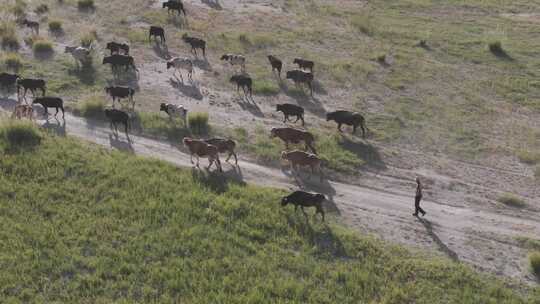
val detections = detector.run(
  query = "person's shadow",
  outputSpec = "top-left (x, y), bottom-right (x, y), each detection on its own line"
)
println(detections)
top-left (417, 217), bottom-right (459, 262)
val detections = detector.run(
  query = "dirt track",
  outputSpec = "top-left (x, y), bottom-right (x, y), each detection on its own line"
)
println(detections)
top-left (20, 112), bottom-right (538, 285)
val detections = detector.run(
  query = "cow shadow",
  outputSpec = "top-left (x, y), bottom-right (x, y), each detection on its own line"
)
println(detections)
top-left (338, 136), bottom-right (386, 170)
top-left (108, 133), bottom-right (134, 153)
top-left (191, 167), bottom-right (246, 194)
top-left (167, 14), bottom-right (188, 29)
top-left (41, 118), bottom-right (66, 137)
top-left (201, 0), bottom-right (223, 10)
top-left (279, 82), bottom-right (327, 118)
top-left (417, 217), bottom-right (459, 262)
top-left (0, 97), bottom-right (17, 111)
top-left (236, 96), bottom-right (263, 117)
top-left (311, 79), bottom-right (328, 95)
top-left (152, 43), bottom-right (170, 60)
top-left (168, 78), bottom-right (203, 100)
top-left (107, 72), bottom-right (140, 91)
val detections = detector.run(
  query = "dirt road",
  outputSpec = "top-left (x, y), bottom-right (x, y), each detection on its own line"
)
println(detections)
top-left (31, 113), bottom-right (540, 285)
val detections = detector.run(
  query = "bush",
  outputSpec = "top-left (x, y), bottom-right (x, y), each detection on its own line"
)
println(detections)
top-left (2, 53), bottom-right (23, 71)
top-left (497, 193), bottom-right (526, 208)
top-left (0, 120), bottom-right (41, 150)
top-left (48, 20), bottom-right (63, 33)
top-left (529, 252), bottom-right (540, 278)
top-left (253, 80), bottom-right (279, 95)
top-left (32, 39), bottom-right (54, 55)
top-left (77, 0), bottom-right (95, 10)
top-left (75, 95), bottom-right (106, 119)
top-left (35, 4), bottom-right (49, 14)
top-left (188, 112), bottom-right (209, 135)
top-left (80, 30), bottom-right (97, 47)
top-left (135, 112), bottom-right (191, 141)
top-left (0, 24), bottom-right (20, 50)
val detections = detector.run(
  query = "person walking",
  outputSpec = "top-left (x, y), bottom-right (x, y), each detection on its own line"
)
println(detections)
top-left (413, 177), bottom-right (426, 217)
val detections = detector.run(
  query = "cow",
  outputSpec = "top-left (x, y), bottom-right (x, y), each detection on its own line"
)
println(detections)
top-left (270, 127), bottom-right (316, 154)
top-left (281, 150), bottom-right (323, 181)
top-left (326, 110), bottom-right (368, 138)
top-left (281, 191), bottom-right (326, 221)
top-left (183, 137), bottom-right (223, 172)
top-left (204, 138), bottom-right (238, 165)
top-left (33, 97), bottom-right (65, 118)
top-left (276, 103), bottom-right (305, 126)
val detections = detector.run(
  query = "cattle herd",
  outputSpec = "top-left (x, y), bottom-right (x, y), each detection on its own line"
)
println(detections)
top-left (0, 0), bottom-right (375, 221)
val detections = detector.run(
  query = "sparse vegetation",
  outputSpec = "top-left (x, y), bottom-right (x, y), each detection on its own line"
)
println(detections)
top-left (35, 3), bottom-right (49, 14)
top-left (77, 0), bottom-right (95, 11)
top-left (252, 79), bottom-right (280, 95)
top-left (0, 120), bottom-right (41, 150)
top-left (48, 20), bottom-right (63, 33)
top-left (80, 30), bottom-right (98, 47)
top-left (529, 252), bottom-right (540, 278)
top-left (0, 23), bottom-right (20, 50)
top-left (32, 39), bottom-right (54, 56)
top-left (135, 112), bottom-right (191, 141)
top-left (350, 14), bottom-right (375, 36)
top-left (74, 94), bottom-right (106, 119)
top-left (0, 130), bottom-right (536, 302)
top-left (517, 150), bottom-right (540, 165)
top-left (188, 112), bottom-right (210, 135)
top-left (2, 52), bottom-right (23, 71)
top-left (497, 193), bottom-right (526, 208)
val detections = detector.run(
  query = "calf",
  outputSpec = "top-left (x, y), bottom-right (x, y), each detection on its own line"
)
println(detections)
top-left (163, 0), bottom-right (186, 15)
top-left (281, 150), bottom-right (323, 182)
top-left (17, 78), bottom-right (46, 99)
top-left (276, 103), bottom-right (304, 126)
top-left (267, 55), bottom-right (282, 78)
top-left (65, 46), bottom-right (91, 66)
top-left (21, 19), bottom-right (39, 34)
top-left (204, 138), bottom-right (238, 165)
top-left (281, 191), bottom-right (325, 221)
top-left (182, 34), bottom-right (206, 57)
top-left (33, 97), bottom-right (64, 118)
top-left (286, 70), bottom-right (313, 96)
top-left (270, 127), bottom-right (316, 154)
top-left (293, 58), bottom-right (314, 72)
top-left (167, 57), bottom-right (193, 83)
top-left (0, 73), bottom-right (19, 90)
top-left (160, 103), bottom-right (187, 125)
top-left (105, 86), bottom-right (135, 107)
top-left (183, 137), bottom-right (223, 172)
top-left (104, 108), bottom-right (130, 136)
top-left (149, 26), bottom-right (166, 43)
top-left (221, 54), bottom-right (246, 72)
top-left (230, 74), bottom-right (252, 98)
top-left (326, 110), bottom-right (367, 138)
top-left (102, 54), bottom-right (138, 72)
top-left (11, 104), bottom-right (34, 121)
top-left (106, 42), bottom-right (130, 55)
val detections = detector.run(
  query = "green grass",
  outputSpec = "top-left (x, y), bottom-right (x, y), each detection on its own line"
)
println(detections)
top-left (74, 94), bottom-right (106, 120)
top-left (32, 39), bottom-right (54, 55)
top-left (188, 112), bottom-right (210, 135)
top-left (497, 193), bottom-right (526, 208)
top-left (0, 120), bottom-right (41, 151)
top-left (252, 79), bottom-right (280, 95)
top-left (516, 237), bottom-right (540, 251)
top-left (2, 52), bottom-right (23, 72)
top-left (529, 252), bottom-right (540, 278)
top-left (48, 20), bottom-right (63, 33)
top-left (134, 112), bottom-right (191, 141)
top-left (0, 128), bottom-right (538, 302)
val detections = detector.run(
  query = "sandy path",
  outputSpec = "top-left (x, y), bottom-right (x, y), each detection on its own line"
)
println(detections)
top-left (27, 113), bottom-right (540, 285)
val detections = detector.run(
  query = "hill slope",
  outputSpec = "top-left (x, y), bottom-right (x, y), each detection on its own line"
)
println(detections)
top-left (0, 122), bottom-right (538, 302)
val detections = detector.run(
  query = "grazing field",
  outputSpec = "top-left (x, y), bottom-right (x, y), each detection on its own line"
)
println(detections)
top-left (0, 123), bottom-right (538, 302)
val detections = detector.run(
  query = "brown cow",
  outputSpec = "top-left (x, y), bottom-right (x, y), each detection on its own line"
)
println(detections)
top-left (183, 137), bottom-right (223, 172)
top-left (270, 127), bottom-right (316, 154)
top-left (204, 138), bottom-right (238, 166)
top-left (11, 104), bottom-right (34, 121)
top-left (281, 150), bottom-right (323, 181)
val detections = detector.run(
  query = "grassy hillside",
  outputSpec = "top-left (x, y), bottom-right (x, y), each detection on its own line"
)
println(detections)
top-left (0, 121), bottom-right (538, 303)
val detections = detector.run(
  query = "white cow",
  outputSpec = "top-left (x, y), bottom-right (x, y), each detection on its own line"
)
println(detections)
top-left (64, 46), bottom-right (91, 67)
top-left (166, 57), bottom-right (193, 83)
top-left (160, 103), bottom-right (188, 125)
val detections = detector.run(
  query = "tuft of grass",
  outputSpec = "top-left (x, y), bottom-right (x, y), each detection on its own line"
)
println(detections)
top-left (134, 112), bottom-right (191, 141)
top-left (252, 79), bottom-right (280, 95)
top-left (35, 3), bottom-right (49, 14)
top-left (2, 52), bottom-right (23, 71)
top-left (0, 130), bottom-right (534, 302)
top-left (32, 39), bottom-right (54, 55)
top-left (75, 94), bottom-right (106, 120)
top-left (77, 0), bottom-right (95, 11)
top-left (0, 120), bottom-right (41, 150)
top-left (529, 252), bottom-right (540, 278)
top-left (350, 14), bottom-right (375, 36)
top-left (188, 112), bottom-right (210, 135)
top-left (517, 150), bottom-right (540, 165)
top-left (80, 30), bottom-right (98, 48)
top-left (0, 23), bottom-right (20, 50)
top-left (497, 193), bottom-right (526, 208)
top-left (48, 20), bottom-right (63, 33)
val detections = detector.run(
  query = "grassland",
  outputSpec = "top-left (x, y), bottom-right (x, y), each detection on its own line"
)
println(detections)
top-left (0, 122), bottom-right (539, 302)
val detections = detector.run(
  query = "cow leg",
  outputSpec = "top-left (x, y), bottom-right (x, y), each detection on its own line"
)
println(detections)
top-left (361, 124), bottom-right (366, 138)
top-left (207, 158), bottom-right (214, 170)
top-left (352, 124), bottom-right (357, 134)
top-left (216, 157), bottom-right (223, 172)
top-left (283, 114), bottom-right (288, 123)
top-left (317, 206), bottom-right (325, 222)
top-left (308, 82), bottom-right (313, 96)
top-left (54, 107), bottom-right (59, 117)
top-left (300, 115), bottom-right (305, 126)
top-left (300, 206), bottom-right (308, 219)
top-left (338, 123), bottom-right (343, 132)
top-left (190, 153), bottom-right (194, 164)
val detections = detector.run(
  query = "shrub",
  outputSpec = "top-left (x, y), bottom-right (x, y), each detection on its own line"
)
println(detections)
top-left (529, 251), bottom-right (540, 278)
top-left (48, 20), bottom-right (63, 33)
top-left (188, 112), bottom-right (209, 135)
top-left (0, 24), bottom-right (20, 50)
top-left (77, 0), bottom-right (95, 10)
top-left (135, 112), bottom-right (191, 141)
top-left (497, 193), bottom-right (526, 208)
top-left (2, 53), bottom-right (23, 71)
top-left (253, 80), bottom-right (279, 95)
top-left (32, 39), bottom-right (54, 55)
top-left (35, 3), bottom-right (49, 14)
top-left (488, 41), bottom-right (504, 55)
top-left (80, 30), bottom-right (98, 47)
top-left (0, 120), bottom-right (41, 150)
top-left (75, 95), bottom-right (106, 119)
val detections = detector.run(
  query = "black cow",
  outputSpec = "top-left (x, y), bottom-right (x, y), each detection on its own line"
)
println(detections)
top-left (286, 70), bottom-right (313, 96)
top-left (105, 86), bottom-right (135, 107)
top-left (326, 110), bottom-right (367, 137)
top-left (102, 55), bottom-right (138, 72)
top-left (33, 97), bottom-right (64, 118)
top-left (106, 42), bottom-right (130, 55)
top-left (0, 73), bottom-right (20, 90)
top-left (149, 26), bottom-right (166, 43)
top-left (230, 74), bottom-right (252, 97)
top-left (293, 58), bottom-right (314, 72)
top-left (267, 55), bottom-right (282, 78)
top-left (162, 0), bottom-right (186, 15)
top-left (17, 78), bottom-right (46, 99)
top-left (182, 34), bottom-right (206, 57)
top-left (276, 103), bottom-right (304, 126)
top-left (104, 108), bottom-right (130, 135)
top-left (281, 191), bottom-right (325, 222)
